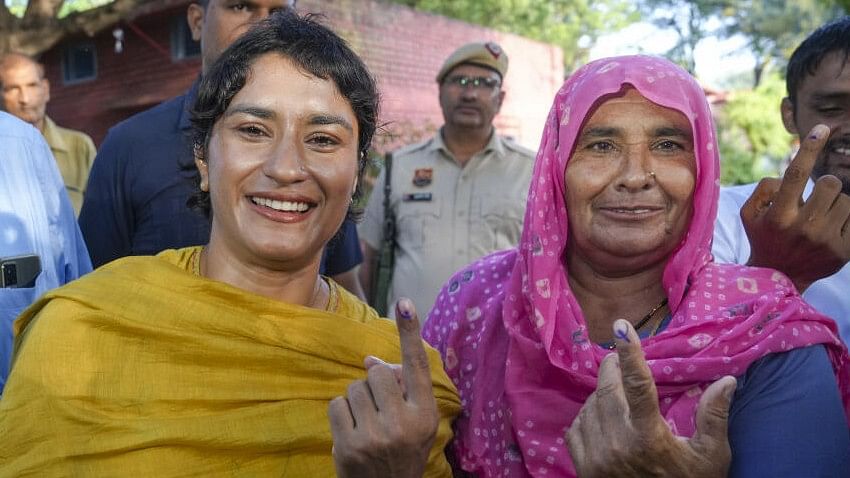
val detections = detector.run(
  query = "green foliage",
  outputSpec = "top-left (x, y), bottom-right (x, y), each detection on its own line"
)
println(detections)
top-left (639, 0), bottom-right (845, 85)
top-left (638, 0), bottom-right (722, 74)
top-left (391, 0), bottom-right (639, 71)
top-left (57, 0), bottom-right (114, 17)
top-left (5, 0), bottom-right (114, 18)
top-left (716, 0), bottom-right (843, 86)
top-left (5, 0), bottom-right (26, 15)
top-left (717, 72), bottom-right (792, 185)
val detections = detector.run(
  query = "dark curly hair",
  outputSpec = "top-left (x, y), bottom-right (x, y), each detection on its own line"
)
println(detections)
top-left (188, 9), bottom-right (379, 222)
top-left (786, 16), bottom-right (850, 109)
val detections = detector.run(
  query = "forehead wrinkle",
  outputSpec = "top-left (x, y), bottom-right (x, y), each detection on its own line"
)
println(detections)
top-left (579, 125), bottom-right (691, 142)
top-left (579, 126), bottom-right (621, 139)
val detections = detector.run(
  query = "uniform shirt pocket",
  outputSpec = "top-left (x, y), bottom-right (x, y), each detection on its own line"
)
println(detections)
top-left (475, 195), bottom-right (525, 251)
top-left (396, 197), bottom-right (441, 251)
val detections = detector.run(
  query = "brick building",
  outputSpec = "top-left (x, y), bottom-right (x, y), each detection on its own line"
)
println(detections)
top-left (41, 0), bottom-right (564, 151)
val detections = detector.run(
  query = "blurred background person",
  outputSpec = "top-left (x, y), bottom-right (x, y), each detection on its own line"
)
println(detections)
top-left (0, 53), bottom-right (95, 216)
top-left (360, 41), bottom-right (534, 318)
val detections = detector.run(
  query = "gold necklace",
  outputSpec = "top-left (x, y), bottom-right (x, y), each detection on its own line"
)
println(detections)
top-left (606, 297), bottom-right (668, 350)
top-left (631, 297), bottom-right (668, 331)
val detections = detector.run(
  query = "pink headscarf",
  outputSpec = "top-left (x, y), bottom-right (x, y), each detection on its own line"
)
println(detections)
top-left (423, 55), bottom-right (850, 477)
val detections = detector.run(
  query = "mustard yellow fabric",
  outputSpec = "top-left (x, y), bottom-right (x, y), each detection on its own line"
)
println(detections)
top-left (0, 247), bottom-right (460, 477)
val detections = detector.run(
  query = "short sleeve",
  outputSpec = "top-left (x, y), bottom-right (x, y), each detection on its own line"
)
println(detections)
top-left (712, 186), bottom-right (751, 264)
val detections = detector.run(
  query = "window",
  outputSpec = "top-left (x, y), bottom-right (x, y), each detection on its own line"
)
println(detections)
top-left (171, 17), bottom-right (200, 60)
top-left (62, 42), bottom-right (97, 84)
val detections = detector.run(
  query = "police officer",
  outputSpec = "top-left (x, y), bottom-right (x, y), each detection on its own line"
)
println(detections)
top-left (360, 41), bottom-right (534, 319)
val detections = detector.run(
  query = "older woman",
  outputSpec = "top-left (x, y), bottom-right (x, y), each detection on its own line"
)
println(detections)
top-left (422, 56), bottom-right (850, 477)
top-left (0, 11), bottom-right (459, 476)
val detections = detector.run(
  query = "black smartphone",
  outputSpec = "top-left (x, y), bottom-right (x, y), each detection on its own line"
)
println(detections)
top-left (0, 254), bottom-right (41, 288)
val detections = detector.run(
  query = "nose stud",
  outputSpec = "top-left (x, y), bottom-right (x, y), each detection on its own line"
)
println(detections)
top-left (647, 171), bottom-right (656, 180)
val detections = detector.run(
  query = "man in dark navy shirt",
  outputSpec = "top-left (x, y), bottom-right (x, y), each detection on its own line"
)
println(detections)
top-left (79, 0), bottom-right (365, 297)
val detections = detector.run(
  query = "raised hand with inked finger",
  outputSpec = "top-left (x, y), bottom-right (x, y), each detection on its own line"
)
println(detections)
top-left (741, 124), bottom-right (850, 292)
top-left (328, 298), bottom-right (438, 478)
top-left (567, 320), bottom-right (737, 477)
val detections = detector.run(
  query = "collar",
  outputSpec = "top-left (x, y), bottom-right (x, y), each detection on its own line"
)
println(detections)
top-left (40, 116), bottom-right (69, 153)
top-left (178, 78), bottom-right (202, 131)
top-left (429, 127), bottom-right (505, 161)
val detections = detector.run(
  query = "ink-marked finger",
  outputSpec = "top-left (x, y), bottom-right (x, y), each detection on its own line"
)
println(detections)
top-left (613, 319), bottom-right (661, 429)
top-left (395, 298), bottom-right (434, 404)
top-left (773, 124), bottom-right (829, 212)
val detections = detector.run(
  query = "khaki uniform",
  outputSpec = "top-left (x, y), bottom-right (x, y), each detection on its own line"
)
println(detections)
top-left (41, 116), bottom-right (95, 216)
top-left (361, 130), bottom-right (534, 319)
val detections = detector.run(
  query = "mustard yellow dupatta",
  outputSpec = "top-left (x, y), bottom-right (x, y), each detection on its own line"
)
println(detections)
top-left (0, 247), bottom-right (460, 477)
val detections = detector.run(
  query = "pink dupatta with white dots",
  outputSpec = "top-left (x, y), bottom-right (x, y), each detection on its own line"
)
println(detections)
top-left (422, 55), bottom-right (850, 477)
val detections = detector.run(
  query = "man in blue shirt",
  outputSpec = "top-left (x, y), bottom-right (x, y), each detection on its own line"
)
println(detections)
top-left (0, 112), bottom-right (92, 391)
top-left (79, 0), bottom-right (365, 297)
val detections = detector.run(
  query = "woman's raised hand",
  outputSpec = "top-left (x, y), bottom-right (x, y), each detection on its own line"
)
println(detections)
top-left (328, 298), bottom-right (438, 478)
top-left (567, 320), bottom-right (737, 478)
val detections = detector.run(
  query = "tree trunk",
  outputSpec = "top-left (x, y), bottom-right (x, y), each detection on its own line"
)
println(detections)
top-left (0, 0), bottom-right (148, 57)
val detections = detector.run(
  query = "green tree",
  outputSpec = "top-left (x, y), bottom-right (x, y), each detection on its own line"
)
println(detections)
top-left (1, 0), bottom-right (147, 56)
top-left (638, 0), bottom-right (724, 74)
top-left (716, 0), bottom-right (844, 87)
top-left (639, 0), bottom-right (845, 86)
top-left (391, 0), bottom-right (638, 71)
top-left (717, 71), bottom-right (792, 185)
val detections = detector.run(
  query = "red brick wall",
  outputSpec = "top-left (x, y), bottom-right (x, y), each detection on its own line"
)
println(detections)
top-left (43, 4), bottom-right (199, 144)
top-left (44, 0), bottom-right (564, 150)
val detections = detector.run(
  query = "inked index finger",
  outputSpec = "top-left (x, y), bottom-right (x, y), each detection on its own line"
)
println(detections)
top-left (773, 124), bottom-right (830, 211)
top-left (395, 298), bottom-right (434, 404)
top-left (612, 320), bottom-right (661, 428)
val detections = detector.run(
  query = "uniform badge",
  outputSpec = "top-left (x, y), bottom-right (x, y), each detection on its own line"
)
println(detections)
top-left (412, 168), bottom-right (433, 187)
top-left (484, 42), bottom-right (503, 59)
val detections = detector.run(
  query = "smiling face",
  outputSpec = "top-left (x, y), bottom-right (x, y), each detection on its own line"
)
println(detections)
top-left (782, 51), bottom-right (850, 194)
top-left (564, 88), bottom-right (697, 274)
top-left (197, 53), bottom-right (359, 270)
top-left (438, 63), bottom-right (504, 131)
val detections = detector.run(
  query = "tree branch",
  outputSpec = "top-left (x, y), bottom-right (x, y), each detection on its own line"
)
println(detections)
top-left (23, 0), bottom-right (65, 25)
top-left (2, 0), bottom-right (148, 57)
top-left (61, 0), bottom-right (148, 37)
top-left (0, 2), bottom-right (12, 22)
